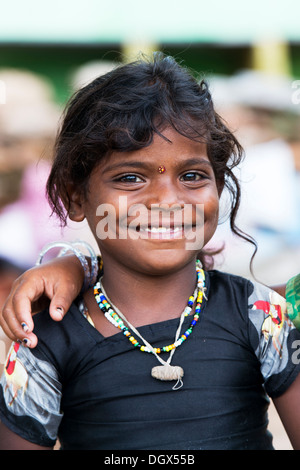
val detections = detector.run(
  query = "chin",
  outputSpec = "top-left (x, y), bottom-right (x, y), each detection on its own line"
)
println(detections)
top-left (135, 249), bottom-right (198, 276)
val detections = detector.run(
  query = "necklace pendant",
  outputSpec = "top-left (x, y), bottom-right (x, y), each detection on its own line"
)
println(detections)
top-left (151, 364), bottom-right (184, 381)
top-left (95, 261), bottom-right (205, 392)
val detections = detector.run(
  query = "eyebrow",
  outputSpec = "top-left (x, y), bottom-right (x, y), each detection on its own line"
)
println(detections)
top-left (181, 158), bottom-right (213, 168)
top-left (102, 161), bottom-right (152, 173)
top-left (102, 157), bottom-right (213, 173)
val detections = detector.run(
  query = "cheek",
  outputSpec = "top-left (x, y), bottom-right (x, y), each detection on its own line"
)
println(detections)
top-left (203, 193), bottom-right (220, 229)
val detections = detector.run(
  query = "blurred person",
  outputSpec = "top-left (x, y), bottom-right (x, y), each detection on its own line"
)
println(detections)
top-left (0, 69), bottom-right (58, 211)
top-left (0, 69), bottom-right (98, 357)
top-left (0, 70), bottom-right (61, 275)
top-left (70, 60), bottom-right (118, 90)
top-left (0, 68), bottom-right (100, 268)
top-left (0, 68), bottom-right (63, 370)
top-left (209, 70), bottom-right (300, 284)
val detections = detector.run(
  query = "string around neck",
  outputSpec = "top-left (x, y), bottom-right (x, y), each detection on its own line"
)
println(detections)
top-left (94, 260), bottom-right (207, 390)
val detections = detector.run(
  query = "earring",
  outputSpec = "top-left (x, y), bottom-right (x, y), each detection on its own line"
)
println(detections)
top-left (158, 165), bottom-right (166, 174)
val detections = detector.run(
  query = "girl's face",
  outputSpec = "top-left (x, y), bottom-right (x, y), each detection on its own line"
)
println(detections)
top-left (71, 127), bottom-right (221, 275)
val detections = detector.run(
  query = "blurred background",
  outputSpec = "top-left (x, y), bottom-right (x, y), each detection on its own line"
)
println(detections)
top-left (0, 0), bottom-right (300, 449)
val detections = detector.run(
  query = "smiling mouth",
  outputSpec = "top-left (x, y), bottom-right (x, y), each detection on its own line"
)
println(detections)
top-left (132, 224), bottom-right (195, 240)
top-left (144, 226), bottom-right (182, 239)
top-left (144, 226), bottom-right (181, 233)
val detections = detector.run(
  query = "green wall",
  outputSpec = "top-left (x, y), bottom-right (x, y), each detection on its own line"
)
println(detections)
top-left (0, 43), bottom-right (299, 105)
top-left (0, 43), bottom-right (252, 104)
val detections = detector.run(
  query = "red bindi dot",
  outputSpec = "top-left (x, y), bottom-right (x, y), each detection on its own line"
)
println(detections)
top-left (158, 165), bottom-right (166, 174)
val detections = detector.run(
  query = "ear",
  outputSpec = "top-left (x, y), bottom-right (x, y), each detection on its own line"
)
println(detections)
top-left (66, 184), bottom-right (86, 222)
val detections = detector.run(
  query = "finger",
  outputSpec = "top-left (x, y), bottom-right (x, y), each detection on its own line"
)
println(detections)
top-left (48, 275), bottom-right (81, 321)
top-left (10, 290), bottom-right (36, 333)
top-left (1, 278), bottom-right (44, 339)
top-left (20, 332), bottom-right (38, 349)
top-left (49, 294), bottom-right (73, 321)
top-left (0, 310), bottom-right (38, 348)
top-left (1, 300), bottom-right (31, 342)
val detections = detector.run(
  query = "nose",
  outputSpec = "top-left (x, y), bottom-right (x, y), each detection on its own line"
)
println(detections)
top-left (146, 177), bottom-right (184, 209)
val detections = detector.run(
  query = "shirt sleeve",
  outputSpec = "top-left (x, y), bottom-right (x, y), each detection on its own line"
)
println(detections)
top-left (248, 281), bottom-right (300, 398)
top-left (0, 341), bottom-right (63, 447)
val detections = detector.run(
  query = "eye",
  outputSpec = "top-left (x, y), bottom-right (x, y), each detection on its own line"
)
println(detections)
top-left (117, 174), bottom-right (144, 183)
top-left (180, 171), bottom-right (203, 182)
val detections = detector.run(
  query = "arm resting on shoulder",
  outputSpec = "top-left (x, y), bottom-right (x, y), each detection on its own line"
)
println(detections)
top-left (0, 255), bottom-right (85, 347)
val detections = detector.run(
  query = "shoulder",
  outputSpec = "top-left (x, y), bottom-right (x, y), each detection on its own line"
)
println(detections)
top-left (245, 279), bottom-right (300, 397)
top-left (247, 279), bottom-right (288, 339)
top-left (207, 269), bottom-right (288, 334)
top-left (31, 300), bottom-right (100, 380)
top-left (205, 269), bottom-right (290, 335)
top-left (33, 301), bottom-right (84, 356)
top-left (207, 269), bottom-right (282, 307)
top-left (203, 270), bottom-right (257, 346)
top-left (33, 300), bottom-right (84, 339)
top-left (207, 270), bottom-right (300, 396)
top-left (206, 269), bottom-right (253, 315)
top-left (207, 269), bottom-right (252, 291)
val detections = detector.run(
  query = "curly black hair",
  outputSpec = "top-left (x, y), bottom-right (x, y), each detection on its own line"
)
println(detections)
top-left (46, 52), bottom-right (256, 270)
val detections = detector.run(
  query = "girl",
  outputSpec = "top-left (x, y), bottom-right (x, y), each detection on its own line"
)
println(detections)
top-left (1, 54), bottom-right (300, 450)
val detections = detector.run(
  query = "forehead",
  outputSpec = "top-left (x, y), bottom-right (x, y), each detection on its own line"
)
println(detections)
top-left (101, 128), bottom-right (209, 171)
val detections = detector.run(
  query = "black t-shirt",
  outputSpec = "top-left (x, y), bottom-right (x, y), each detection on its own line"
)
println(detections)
top-left (1, 270), bottom-right (300, 450)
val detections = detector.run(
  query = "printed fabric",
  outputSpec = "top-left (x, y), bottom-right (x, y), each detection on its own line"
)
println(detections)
top-left (0, 341), bottom-right (62, 446)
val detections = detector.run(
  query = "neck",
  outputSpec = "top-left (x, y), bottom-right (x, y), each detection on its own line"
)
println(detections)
top-left (99, 256), bottom-right (199, 326)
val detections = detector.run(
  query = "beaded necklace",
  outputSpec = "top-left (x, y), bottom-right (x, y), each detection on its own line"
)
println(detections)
top-left (94, 260), bottom-right (206, 389)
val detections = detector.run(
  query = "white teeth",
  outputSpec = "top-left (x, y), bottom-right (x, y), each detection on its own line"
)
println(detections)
top-left (144, 227), bottom-right (181, 233)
